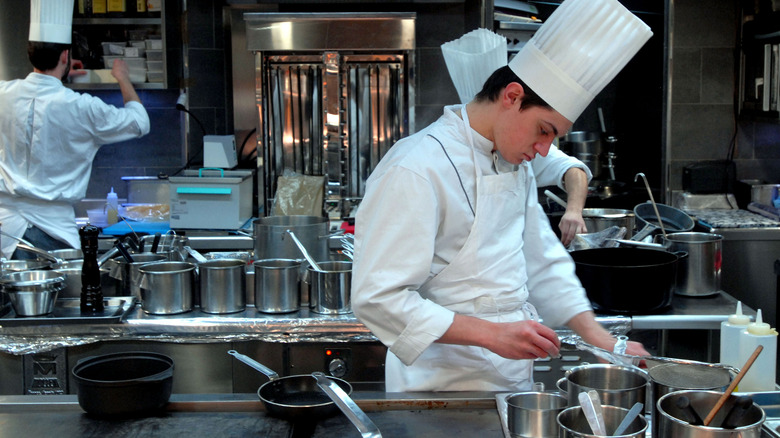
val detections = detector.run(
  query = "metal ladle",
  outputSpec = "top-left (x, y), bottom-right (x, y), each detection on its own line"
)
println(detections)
top-left (634, 172), bottom-right (667, 239)
top-left (285, 229), bottom-right (323, 271)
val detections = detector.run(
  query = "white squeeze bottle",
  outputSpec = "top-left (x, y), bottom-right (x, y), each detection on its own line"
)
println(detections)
top-left (720, 301), bottom-right (751, 368)
top-left (738, 309), bottom-right (778, 392)
top-left (106, 187), bottom-right (118, 225)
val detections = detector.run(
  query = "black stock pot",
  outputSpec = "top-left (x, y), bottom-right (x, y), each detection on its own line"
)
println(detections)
top-left (570, 247), bottom-right (686, 314)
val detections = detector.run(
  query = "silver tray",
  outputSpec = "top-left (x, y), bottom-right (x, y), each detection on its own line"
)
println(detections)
top-left (0, 297), bottom-right (135, 326)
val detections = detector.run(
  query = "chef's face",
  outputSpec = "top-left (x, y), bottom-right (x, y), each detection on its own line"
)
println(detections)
top-left (493, 85), bottom-right (572, 164)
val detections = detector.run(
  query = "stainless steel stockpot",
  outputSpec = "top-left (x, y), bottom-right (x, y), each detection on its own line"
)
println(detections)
top-left (253, 216), bottom-right (330, 262)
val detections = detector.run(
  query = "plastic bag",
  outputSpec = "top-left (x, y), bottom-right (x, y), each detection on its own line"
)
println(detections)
top-left (272, 170), bottom-right (325, 216)
top-left (567, 226), bottom-right (627, 251)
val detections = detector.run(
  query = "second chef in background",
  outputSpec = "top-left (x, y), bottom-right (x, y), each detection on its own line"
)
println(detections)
top-left (352, 0), bottom-right (653, 392)
top-left (0, 0), bottom-right (150, 259)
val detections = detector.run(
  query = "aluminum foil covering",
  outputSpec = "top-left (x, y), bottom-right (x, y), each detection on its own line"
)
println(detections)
top-left (0, 307), bottom-right (632, 355)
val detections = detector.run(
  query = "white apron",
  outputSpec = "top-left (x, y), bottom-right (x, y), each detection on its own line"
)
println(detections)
top-left (385, 108), bottom-right (539, 392)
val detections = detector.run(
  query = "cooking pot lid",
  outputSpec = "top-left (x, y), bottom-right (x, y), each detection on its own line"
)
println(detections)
top-left (648, 363), bottom-right (731, 389)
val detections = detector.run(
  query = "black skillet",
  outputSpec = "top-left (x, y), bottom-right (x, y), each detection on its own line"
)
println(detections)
top-left (227, 349), bottom-right (352, 421)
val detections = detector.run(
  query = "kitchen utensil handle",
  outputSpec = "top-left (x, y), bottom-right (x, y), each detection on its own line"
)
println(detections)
top-left (544, 190), bottom-right (568, 208)
top-left (115, 241), bottom-right (135, 263)
top-left (613, 402), bottom-right (643, 436)
top-left (285, 229), bottom-right (322, 271)
top-left (227, 350), bottom-right (279, 381)
top-left (183, 246), bottom-right (208, 263)
top-left (703, 345), bottom-right (763, 426)
top-left (312, 372), bottom-right (382, 438)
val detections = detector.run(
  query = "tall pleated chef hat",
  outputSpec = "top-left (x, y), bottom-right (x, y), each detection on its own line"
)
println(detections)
top-left (29, 0), bottom-right (75, 45)
top-left (509, 0), bottom-right (653, 123)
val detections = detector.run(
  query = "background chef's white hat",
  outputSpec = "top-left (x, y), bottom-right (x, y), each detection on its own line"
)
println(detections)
top-left (509, 0), bottom-right (653, 123)
top-left (29, 0), bottom-right (75, 45)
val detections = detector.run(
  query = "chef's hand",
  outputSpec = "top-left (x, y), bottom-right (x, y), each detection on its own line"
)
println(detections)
top-left (69, 58), bottom-right (87, 77)
top-left (623, 340), bottom-right (651, 368)
top-left (558, 210), bottom-right (587, 246)
top-left (438, 315), bottom-right (560, 360)
top-left (488, 320), bottom-right (561, 360)
top-left (111, 58), bottom-right (131, 83)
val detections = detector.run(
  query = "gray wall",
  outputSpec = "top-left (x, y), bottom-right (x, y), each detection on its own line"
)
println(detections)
top-left (668, 0), bottom-right (780, 192)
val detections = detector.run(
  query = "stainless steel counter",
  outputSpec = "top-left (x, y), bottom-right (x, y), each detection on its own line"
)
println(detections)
top-left (0, 392), bottom-right (503, 438)
top-left (0, 292), bottom-right (752, 356)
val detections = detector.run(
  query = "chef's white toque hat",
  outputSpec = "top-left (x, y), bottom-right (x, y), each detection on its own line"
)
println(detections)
top-left (509, 0), bottom-right (653, 123)
top-left (29, 0), bottom-right (75, 45)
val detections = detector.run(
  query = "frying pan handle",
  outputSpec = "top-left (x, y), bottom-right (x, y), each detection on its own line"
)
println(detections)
top-left (313, 372), bottom-right (383, 438)
top-left (227, 350), bottom-right (279, 381)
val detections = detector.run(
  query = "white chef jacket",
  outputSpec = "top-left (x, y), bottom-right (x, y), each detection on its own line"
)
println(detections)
top-left (351, 104), bottom-right (592, 392)
top-left (532, 144), bottom-right (592, 189)
top-left (0, 73), bottom-right (150, 257)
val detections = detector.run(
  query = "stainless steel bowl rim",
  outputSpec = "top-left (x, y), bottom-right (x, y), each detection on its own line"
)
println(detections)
top-left (0, 270), bottom-right (65, 287)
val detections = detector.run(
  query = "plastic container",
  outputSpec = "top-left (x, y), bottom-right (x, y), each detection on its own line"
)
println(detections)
top-left (102, 55), bottom-right (122, 68)
top-left (106, 187), bottom-right (118, 225)
top-left (128, 69), bottom-right (147, 83)
top-left (145, 38), bottom-right (163, 50)
top-left (87, 208), bottom-right (108, 227)
top-left (146, 60), bottom-right (163, 72)
top-left (738, 309), bottom-right (778, 392)
top-left (101, 41), bottom-right (126, 56)
top-left (146, 49), bottom-right (163, 61)
top-left (123, 57), bottom-right (146, 70)
top-left (720, 301), bottom-right (751, 368)
top-left (146, 71), bottom-right (163, 83)
top-left (123, 46), bottom-right (145, 57)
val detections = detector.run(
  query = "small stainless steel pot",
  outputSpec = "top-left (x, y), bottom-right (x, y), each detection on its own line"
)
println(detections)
top-left (648, 362), bottom-right (733, 438)
top-left (253, 258), bottom-right (301, 313)
top-left (656, 390), bottom-right (764, 437)
top-left (506, 391), bottom-right (567, 438)
top-left (198, 258), bottom-right (246, 314)
top-left (558, 404), bottom-right (648, 438)
top-left (138, 261), bottom-right (196, 315)
top-left (560, 363), bottom-right (648, 411)
top-left (659, 232), bottom-right (723, 297)
top-left (308, 261), bottom-right (352, 315)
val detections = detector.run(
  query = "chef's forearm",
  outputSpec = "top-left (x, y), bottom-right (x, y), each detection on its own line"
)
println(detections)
top-left (562, 167), bottom-right (588, 214)
top-left (565, 310), bottom-right (617, 350)
top-left (117, 77), bottom-right (141, 105)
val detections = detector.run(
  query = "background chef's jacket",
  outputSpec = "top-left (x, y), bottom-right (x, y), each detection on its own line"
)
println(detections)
top-left (352, 105), bottom-right (592, 366)
top-left (0, 73), bottom-right (150, 256)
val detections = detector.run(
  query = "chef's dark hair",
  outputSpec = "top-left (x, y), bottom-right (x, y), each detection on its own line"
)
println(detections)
top-left (27, 41), bottom-right (70, 71)
top-left (474, 65), bottom-right (551, 110)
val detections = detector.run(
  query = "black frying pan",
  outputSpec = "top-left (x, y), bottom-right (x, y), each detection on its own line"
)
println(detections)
top-left (227, 350), bottom-right (352, 421)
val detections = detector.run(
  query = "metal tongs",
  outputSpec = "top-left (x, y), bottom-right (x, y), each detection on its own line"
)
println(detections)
top-left (561, 336), bottom-right (740, 375)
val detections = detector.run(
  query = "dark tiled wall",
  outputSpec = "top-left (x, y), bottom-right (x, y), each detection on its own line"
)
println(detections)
top-left (669, 0), bottom-right (780, 190)
top-left (87, 89), bottom-right (184, 201)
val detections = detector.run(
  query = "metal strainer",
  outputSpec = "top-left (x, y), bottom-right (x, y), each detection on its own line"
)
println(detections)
top-left (648, 362), bottom-right (732, 389)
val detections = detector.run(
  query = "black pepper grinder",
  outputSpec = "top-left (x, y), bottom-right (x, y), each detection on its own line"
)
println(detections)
top-left (79, 224), bottom-right (104, 313)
